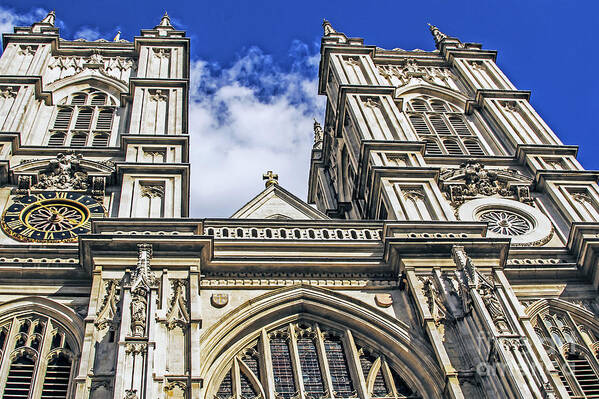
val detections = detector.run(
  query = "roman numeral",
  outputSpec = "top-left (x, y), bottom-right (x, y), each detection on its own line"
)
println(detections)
top-left (20, 227), bottom-right (36, 237)
top-left (5, 219), bottom-right (22, 230)
top-left (44, 231), bottom-right (55, 240)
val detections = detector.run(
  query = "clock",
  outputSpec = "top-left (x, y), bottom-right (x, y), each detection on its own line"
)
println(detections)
top-left (1, 192), bottom-right (105, 243)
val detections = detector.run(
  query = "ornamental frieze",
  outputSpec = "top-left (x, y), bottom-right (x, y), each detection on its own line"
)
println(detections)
top-left (439, 161), bottom-right (533, 206)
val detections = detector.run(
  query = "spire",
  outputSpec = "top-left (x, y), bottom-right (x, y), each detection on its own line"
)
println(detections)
top-left (39, 10), bottom-right (55, 26)
top-left (322, 19), bottom-right (336, 36)
top-left (159, 11), bottom-right (173, 28)
top-left (113, 31), bottom-right (121, 42)
top-left (427, 23), bottom-right (448, 46)
top-left (313, 119), bottom-right (324, 148)
top-left (263, 171), bottom-right (279, 188)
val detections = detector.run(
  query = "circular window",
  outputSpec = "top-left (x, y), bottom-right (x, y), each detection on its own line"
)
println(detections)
top-left (457, 198), bottom-right (553, 246)
top-left (478, 209), bottom-right (532, 236)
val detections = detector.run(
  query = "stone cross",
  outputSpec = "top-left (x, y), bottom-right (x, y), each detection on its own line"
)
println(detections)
top-left (263, 171), bottom-right (279, 187)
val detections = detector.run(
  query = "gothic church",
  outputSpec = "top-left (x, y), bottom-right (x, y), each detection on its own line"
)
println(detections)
top-left (0, 10), bottom-right (597, 399)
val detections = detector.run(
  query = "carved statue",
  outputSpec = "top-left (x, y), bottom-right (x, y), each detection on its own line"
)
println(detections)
top-left (130, 293), bottom-right (147, 337)
top-left (34, 151), bottom-right (88, 190)
top-left (480, 285), bottom-right (510, 333)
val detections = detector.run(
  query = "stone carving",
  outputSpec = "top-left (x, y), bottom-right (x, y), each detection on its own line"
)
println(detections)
top-left (402, 188), bottom-right (425, 201)
top-left (571, 192), bottom-right (592, 205)
top-left (501, 101), bottom-right (519, 113)
top-left (313, 120), bottom-right (324, 149)
top-left (211, 293), bottom-right (229, 308)
top-left (440, 161), bottom-right (533, 206)
top-left (166, 279), bottom-right (190, 329)
top-left (374, 293), bottom-right (393, 308)
top-left (48, 54), bottom-right (134, 84)
top-left (0, 86), bottom-right (18, 98)
top-left (95, 279), bottom-right (120, 330)
top-left (140, 183), bottom-right (164, 198)
top-left (322, 19), bottom-right (336, 36)
top-left (87, 50), bottom-right (104, 65)
top-left (377, 61), bottom-right (451, 89)
top-left (16, 175), bottom-right (32, 195)
top-left (124, 389), bottom-right (138, 399)
top-left (34, 151), bottom-right (88, 190)
top-left (129, 244), bottom-right (157, 337)
top-left (362, 96), bottom-right (381, 109)
top-left (164, 380), bottom-right (187, 393)
top-left (92, 176), bottom-right (106, 200)
top-left (149, 89), bottom-right (168, 102)
top-left (479, 285), bottom-right (510, 333)
top-left (153, 48), bottom-right (171, 59)
top-left (18, 45), bottom-right (37, 56)
top-left (125, 343), bottom-right (147, 356)
top-left (428, 24), bottom-right (447, 45)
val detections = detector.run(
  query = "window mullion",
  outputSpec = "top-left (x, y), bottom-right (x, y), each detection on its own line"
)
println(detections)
top-left (341, 329), bottom-right (367, 399)
top-left (288, 323), bottom-right (305, 399)
top-left (233, 357), bottom-right (242, 399)
top-left (260, 329), bottom-right (276, 399)
top-left (380, 358), bottom-right (398, 398)
top-left (314, 324), bottom-right (334, 398)
top-left (30, 317), bottom-right (52, 399)
top-left (0, 317), bottom-right (19, 397)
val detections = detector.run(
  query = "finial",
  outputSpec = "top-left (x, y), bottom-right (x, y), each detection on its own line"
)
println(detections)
top-left (159, 11), bottom-right (172, 27)
top-left (322, 19), bottom-right (336, 36)
top-left (262, 171), bottom-right (279, 188)
top-left (313, 119), bottom-right (324, 146)
top-left (113, 31), bottom-right (121, 42)
top-left (39, 10), bottom-right (56, 26)
top-left (427, 23), bottom-right (447, 45)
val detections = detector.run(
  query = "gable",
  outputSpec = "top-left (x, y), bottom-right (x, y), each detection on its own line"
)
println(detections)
top-left (231, 185), bottom-right (329, 220)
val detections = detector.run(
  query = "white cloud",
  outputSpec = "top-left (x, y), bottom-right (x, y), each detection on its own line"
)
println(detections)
top-left (188, 42), bottom-right (325, 217)
top-left (0, 6), bottom-right (46, 35)
top-left (73, 27), bottom-right (102, 41)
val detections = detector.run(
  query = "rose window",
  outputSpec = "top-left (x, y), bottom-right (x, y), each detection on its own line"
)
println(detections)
top-left (478, 209), bottom-right (532, 236)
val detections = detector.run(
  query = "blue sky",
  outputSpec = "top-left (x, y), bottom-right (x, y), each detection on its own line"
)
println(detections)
top-left (0, 1), bottom-right (597, 217)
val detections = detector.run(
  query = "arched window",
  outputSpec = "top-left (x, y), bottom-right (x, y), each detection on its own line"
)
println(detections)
top-left (407, 97), bottom-right (487, 156)
top-left (47, 88), bottom-right (116, 147)
top-left (0, 314), bottom-right (76, 399)
top-left (212, 321), bottom-right (416, 399)
top-left (92, 133), bottom-right (109, 147)
top-left (532, 306), bottom-right (599, 398)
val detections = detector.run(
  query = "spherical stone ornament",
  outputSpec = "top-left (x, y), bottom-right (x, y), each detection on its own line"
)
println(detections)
top-left (457, 197), bottom-right (553, 246)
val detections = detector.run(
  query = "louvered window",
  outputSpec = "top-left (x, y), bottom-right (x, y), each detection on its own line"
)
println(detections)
top-left (566, 352), bottom-right (599, 397)
top-left (408, 115), bottom-right (431, 135)
top-left (430, 100), bottom-right (447, 112)
top-left (96, 110), bottom-right (113, 130)
top-left (74, 109), bottom-right (93, 130)
top-left (324, 336), bottom-right (354, 398)
top-left (429, 115), bottom-right (451, 135)
top-left (443, 139), bottom-right (463, 155)
top-left (90, 94), bottom-right (106, 105)
top-left (53, 108), bottom-right (73, 130)
top-left (410, 100), bottom-right (429, 112)
top-left (407, 97), bottom-right (490, 156)
top-left (425, 139), bottom-right (442, 155)
top-left (92, 133), bottom-right (109, 147)
top-left (49, 90), bottom-right (115, 147)
top-left (70, 94), bottom-right (86, 105)
top-left (213, 322), bottom-right (416, 399)
top-left (71, 134), bottom-right (87, 147)
top-left (3, 356), bottom-right (35, 399)
top-left (464, 140), bottom-right (485, 156)
top-left (48, 133), bottom-right (66, 146)
top-left (448, 116), bottom-right (471, 136)
top-left (40, 354), bottom-right (71, 399)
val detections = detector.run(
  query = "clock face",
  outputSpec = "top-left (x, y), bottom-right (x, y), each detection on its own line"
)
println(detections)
top-left (1, 192), bottom-right (105, 243)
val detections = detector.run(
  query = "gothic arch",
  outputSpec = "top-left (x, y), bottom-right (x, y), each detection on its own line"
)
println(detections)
top-left (47, 71), bottom-right (127, 106)
top-left (525, 298), bottom-right (599, 328)
top-left (395, 84), bottom-right (470, 110)
top-left (201, 285), bottom-right (444, 398)
top-left (0, 296), bottom-right (84, 352)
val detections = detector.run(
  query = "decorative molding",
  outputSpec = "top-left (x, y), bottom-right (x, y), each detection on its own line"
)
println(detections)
top-left (440, 161), bottom-right (533, 206)
top-left (140, 183), bottom-right (165, 199)
top-left (153, 48), bottom-right (172, 59)
top-left (166, 279), bottom-right (190, 329)
top-left (149, 89), bottom-right (168, 102)
top-left (0, 86), bottom-right (18, 98)
top-left (95, 279), bottom-right (120, 330)
top-left (33, 151), bottom-right (89, 190)
top-left (18, 45), bottom-right (37, 56)
top-left (125, 343), bottom-right (147, 356)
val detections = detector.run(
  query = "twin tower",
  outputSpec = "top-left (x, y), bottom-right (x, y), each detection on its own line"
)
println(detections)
top-left (0, 11), bottom-right (596, 399)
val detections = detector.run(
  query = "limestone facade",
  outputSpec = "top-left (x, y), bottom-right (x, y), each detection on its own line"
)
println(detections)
top-left (0, 12), bottom-right (596, 399)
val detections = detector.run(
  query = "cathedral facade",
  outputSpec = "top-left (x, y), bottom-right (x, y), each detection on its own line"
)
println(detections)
top-left (0, 11), bottom-right (597, 399)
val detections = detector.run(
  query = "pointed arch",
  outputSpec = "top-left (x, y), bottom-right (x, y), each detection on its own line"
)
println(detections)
top-left (201, 285), bottom-right (444, 399)
top-left (395, 84), bottom-right (470, 110)
top-left (46, 71), bottom-right (127, 105)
